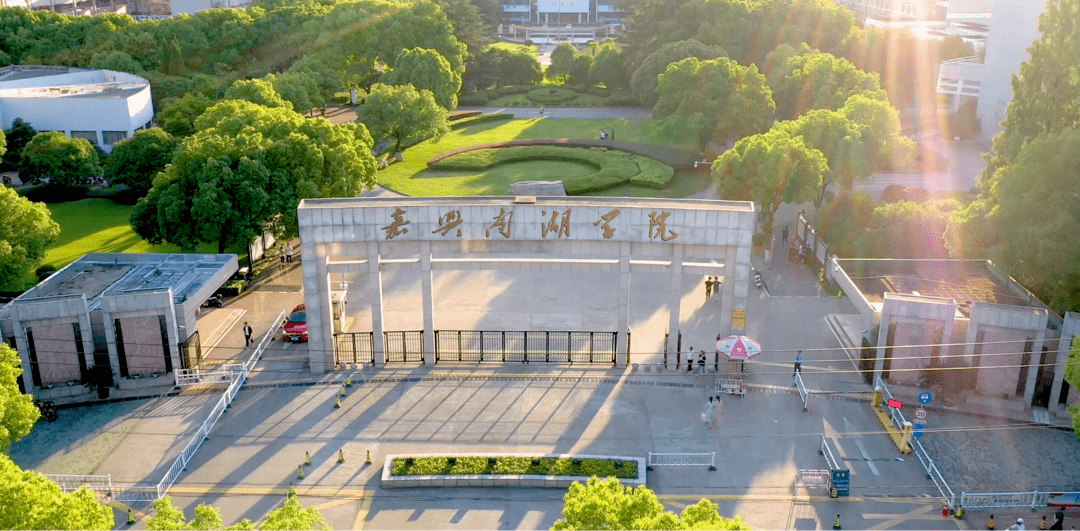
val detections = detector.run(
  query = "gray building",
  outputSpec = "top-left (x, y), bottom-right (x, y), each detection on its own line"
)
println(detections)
top-left (0, 253), bottom-right (237, 402)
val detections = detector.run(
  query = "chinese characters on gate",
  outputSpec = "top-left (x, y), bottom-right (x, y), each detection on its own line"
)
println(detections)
top-left (381, 207), bottom-right (682, 241)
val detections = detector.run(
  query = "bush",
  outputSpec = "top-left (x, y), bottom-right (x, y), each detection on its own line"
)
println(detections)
top-left (449, 110), bottom-right (483, 121)
top-left (219, 279), bottom-right (247, 296)
top-left (525, 87), bottom-right (578, 104)
top-left (390, 456), bottom-right (637, 479)
top-left (20, 184), bottom-right (88, 203)
top-left (449, 113), bottom-right (515, 129)
top-left (458, 92), bottom-right (489, 106)
top-left (35, 264), bottom-right (57, 281)
top-left (587, 86), bottom-right (610, 97)
top-left (485, 88), bottom-right (501, 99)
top-left (630, 155), bottom-right (675, 188)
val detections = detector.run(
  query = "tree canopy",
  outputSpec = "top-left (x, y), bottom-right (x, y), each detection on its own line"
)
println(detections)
top-left (1066, 339), bottom-right (1080, 438)
top-left (2, 118), bottom-right (36, 170)
top-left (765, 44), bottom-right (884, 120)
top-left (629, 38), bottom-right (726, 108)
top-left (223, 78), bottom-right (292, 110)
top-left (588, 40), bottom-right (630, 90)
top-left (260, 493), bottom-right (330, 531)
top-left (157, 92), bottom-right (215, 137)
top-left (147, 496), bottom-right (255, 531)
top-left (0, 453), bottom-right (114, 531)
top-left (384, 47), bottom-right (462, 110)
top-left (713, 128), bottom-right (827, 244)
top-left (131, 100), bottom-right (377, 253)
top-left (653, 56), bottom-right (774, 148)
top-left (0, 344), bottom-right (38, 451)
top-left (354, 83), bottom-right (450, 155)
top-left (19, 131), bottom-right (101, 189)
top-left (553, 477), bottom-right (749, 530)
top-left (102, 127), bottom-right (180, 195)
top-left (0, 186), bottom-right (61, 290)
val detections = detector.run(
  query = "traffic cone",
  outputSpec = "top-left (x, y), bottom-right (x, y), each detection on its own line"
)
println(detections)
top-left (338, 449), bottom-right (345, 463)
top-left (341, 387), bottom-right (347, 396)
top-left (365, 450), bottom-right (372, 464)
top-left (288, 484), bottom-right (296, 497)
top-left (345, 377), bottom-right (352, 387)
top-left (126, 508), bottom-right (135, 525)
top-left (304, 452), bottom-right (311, 466)
top-left (297, 465), bottom-right (304, 479)
top-left (335, 398), bottom-right (341, 408)
top-left (833, 514), bottom-right (841, 530)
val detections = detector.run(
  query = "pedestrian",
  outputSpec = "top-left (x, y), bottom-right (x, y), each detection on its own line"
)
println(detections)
top-left (782, 225), bottom-right (789, 245)
top-left (1051, 508), bottom-right (1064, 530)
top-left (794, 350), bottom-right (803, 376)
top-left (540, 104), bottom-right (544, 116)
top-left (697, 350), bottom-right (706, 374)
top-left (285, 243), bottom-right (294, 263)
top-left (988, 514), bottom-right (996, 530)
top-left (1008, 517), bottom-right (1026, 531)
top-left (243, 321), bottom-right (253, 347)
top-left (713, 396), bottom-right (723, 426)
top-left (600, 129), bottom-right (607, 140)
top-left (703, 396), bottom-right (715, 427)
top-left (705, 277), bottom-right (712, 300)
top-left (1041, 516), bottom-right (1049, 530)
top-left (687, 346), bottom-right (694, 372)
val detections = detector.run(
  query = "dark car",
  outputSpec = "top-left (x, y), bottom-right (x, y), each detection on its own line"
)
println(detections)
top-left (283, 303), bottom-right (308, 342)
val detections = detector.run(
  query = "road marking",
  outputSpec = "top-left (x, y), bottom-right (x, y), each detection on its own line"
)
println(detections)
top-left (313, 497), bottom-right (363, 511)
top-left (844, 416), bottom-right (880, 476)
top-left (863, 503), bottom-right (953, 530)
top-left (353, 491), bottom-right (374, 530)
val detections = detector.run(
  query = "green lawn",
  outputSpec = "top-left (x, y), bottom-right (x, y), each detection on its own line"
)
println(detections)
top-left (378, 118), bottom-right (707, 197)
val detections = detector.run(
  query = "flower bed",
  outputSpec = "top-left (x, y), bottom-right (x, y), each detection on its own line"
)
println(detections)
top-left (381, 453), bottom-right (646, 489)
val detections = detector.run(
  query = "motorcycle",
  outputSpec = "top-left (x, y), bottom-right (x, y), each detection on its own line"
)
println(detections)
top-left (753, 267), bottom-right (763, 289)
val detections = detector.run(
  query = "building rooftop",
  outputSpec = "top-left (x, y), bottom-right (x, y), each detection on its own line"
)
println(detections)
top-left (17, 253), bottom-right (236, 311)
top-left (836, 258), bottom-right (1041, 317)
top-left (301, 196), bottom-right (756, 212)
top-left (0, 66), bottom-right (150, 99)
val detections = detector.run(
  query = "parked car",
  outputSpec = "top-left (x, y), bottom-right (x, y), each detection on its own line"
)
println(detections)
top-left (282, 304), bottom-right (308, 342)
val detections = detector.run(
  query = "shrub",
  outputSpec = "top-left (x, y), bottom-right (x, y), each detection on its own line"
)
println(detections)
top-left (449, 110), bottom-right (483, 121)
top-left (630, 155), bottom-right (675, 188)
top-left (458, 92), bottom-right (489, 106)
top-left (391, 456), bottom-right (637, 479)
top-left (219, 279), bottom-right (247, 296)
top-left (587, 86), bottom-right (610, 97)
top-left (35, 264), bottom-right (57, 281)
top-left (526, 87), bottom-right (578, 104)
top-left (449, 113), bottom-right (515, 130)
top-left (484, 88), bottom-right (501, 99)
top-left (430, 145), bottom-right (640, 194)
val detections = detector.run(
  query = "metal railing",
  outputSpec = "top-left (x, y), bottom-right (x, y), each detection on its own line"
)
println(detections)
top-left (647, 452), bottom-right (716, 470)
top-left (796, 469), bottom-right (831, 490)
top-left (960, 491), bottom-right (1080, 510)
top-left (874, 375), bottom-right (955, 508)
top-left (819, 434), bottom-right (840, 470)
top-left (435, 330), bottom-right (616, 364)
top-left (334, 332), bottom-right (374, 365)
top-left (795, 371), bottom-right (808, 411)
top-left (384, 331), bottom-right (424, 362)
top-left (50, 310), bottom-right (285, 502)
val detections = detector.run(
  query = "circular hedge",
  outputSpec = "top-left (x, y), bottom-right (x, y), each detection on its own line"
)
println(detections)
top-left (526, 87), bottom-right (578, 104)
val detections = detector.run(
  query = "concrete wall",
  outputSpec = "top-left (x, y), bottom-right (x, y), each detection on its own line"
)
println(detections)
top-left (964, 301), bottom-right (1047, 404)
top-left (5, 294), bottom-right (94, 393)
top-left (875, 293), bottom-right (956, 384)
top-left (0, 84), bottom-right (153, 153)
top-left (100, 288), bottom-right (180, 383)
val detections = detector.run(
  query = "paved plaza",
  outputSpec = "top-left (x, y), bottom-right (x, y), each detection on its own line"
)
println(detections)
top-left (8, 226), bottom-right (1079, 530)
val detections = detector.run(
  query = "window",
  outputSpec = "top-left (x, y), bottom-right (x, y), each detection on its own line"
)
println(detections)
top-left (70, 131), bottom-right (98, 145)
top-left (102, 131), bottom-right (128, 145)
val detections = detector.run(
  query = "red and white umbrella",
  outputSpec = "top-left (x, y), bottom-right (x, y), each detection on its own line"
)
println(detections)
top-left (716, 335), bottom-right (762, 360)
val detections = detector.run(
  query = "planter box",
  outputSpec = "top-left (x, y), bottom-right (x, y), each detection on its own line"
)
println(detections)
top-left (381, 453), bottom-right (646, 489)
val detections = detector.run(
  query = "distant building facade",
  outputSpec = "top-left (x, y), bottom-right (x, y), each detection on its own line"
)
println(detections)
top-left (0, 66), bottom-right (154, 154)
top-left (498, 0), bottom-right (627, 26)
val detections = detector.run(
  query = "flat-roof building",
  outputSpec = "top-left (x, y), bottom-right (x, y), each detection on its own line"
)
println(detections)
top-left (0, 253), bottom-right (237, 402)
top-left (0, 65), bottom-right (154, 153)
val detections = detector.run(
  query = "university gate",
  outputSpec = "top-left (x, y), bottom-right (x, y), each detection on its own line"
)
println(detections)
top-left (299, 197), bottom-right (756, 371)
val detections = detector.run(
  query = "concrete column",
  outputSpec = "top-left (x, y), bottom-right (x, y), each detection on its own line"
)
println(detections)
top-left (875, 309), bottom-right (892, 378)
top-left (720, 245), bottom-right (736, 335)
top-left (100, 311), bottom-right (122, 384)
top-left (305, 253), bottom-right (333, 373)
top-left (77, 313), bottom-right (95, 372)
top-left (665, 245), bottom-right (683, 357)
top-left (1023, 325), bottom-right (1048, 407)
top-left (420, 241), bottom-right (435, 366)
top-left (9, 315), bottom-right (35, 396)
top-left (368, 244), bottom-right (386, 367)
top-left (1049, 334), bottom-right (1071, 415)
top-left (615, 241), bottom-right (630, 367)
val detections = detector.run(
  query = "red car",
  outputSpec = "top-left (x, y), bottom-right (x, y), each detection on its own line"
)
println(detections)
top-left (282, 304), bottom-right (308, 342)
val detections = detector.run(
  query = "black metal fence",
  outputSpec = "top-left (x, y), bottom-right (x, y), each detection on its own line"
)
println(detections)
top-left (384, 331), bottom-right (424, 362)
top-left (334, 332), bottom-right (375, 365)
top-left (435, 330), bottom-right (616, 364)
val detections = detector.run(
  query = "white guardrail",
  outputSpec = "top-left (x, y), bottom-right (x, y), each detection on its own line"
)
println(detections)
top-left (48, 310), bottom-right (285, 502)
top-left (875, 375), bottom-right (955, 508)
top-left (647, 452), bottom-right (716, 471)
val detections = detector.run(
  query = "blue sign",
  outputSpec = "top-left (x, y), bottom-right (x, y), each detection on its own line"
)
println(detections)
top-left (918, 392), bottom-right (932, 404)
top-left (913, 419), bottom-right (926, 439)
top-left (831, 469), bottom-right (850, 496)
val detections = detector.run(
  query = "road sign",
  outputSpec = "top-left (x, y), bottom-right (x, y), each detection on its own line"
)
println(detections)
top-left (886, 398), bottom-right (903, 409)
top-left (918, 392), bottom-right (932, 404)
top-left (912, 419), bottom-right (926, 439)
top-left (914, 408), bottom-right (927, 420)
top-left (830, 469), bottom-right (850, 496)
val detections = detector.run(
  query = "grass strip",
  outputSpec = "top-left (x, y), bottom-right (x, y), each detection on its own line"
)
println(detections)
top-left (391, 456), bottom-right (638, 479)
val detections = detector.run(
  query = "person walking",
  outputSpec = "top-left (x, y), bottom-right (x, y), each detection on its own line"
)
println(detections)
top-left (1041, 516), bottom-right (1049, 530)
top-left (794, 350), bottom-right (803, 377)
top-left (687, 347), bottom-right (694, 372)
top-left (697, 351), bottom-right (706, 374)
top-left (1050, 508), bottom-right (1064, 530)
top-left (713, 396), bottom-right (723, 427)
top-left (782, 225), bottom-right (789, 245)
top-left (705, 277), bottom-right (712, 300)
top-left (243, 322), bottom-right (253, 347)
top-left (703, 397), bottom-right (715, 427)
top-left (285, 243), bottom-right (294, 263)
top-left (988, 514), bottom-right (996, 530)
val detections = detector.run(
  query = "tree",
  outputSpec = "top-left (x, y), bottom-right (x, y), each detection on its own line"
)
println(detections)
top-left (956, 0), bottom-right (1080, 260)
top-left (629, 38), bottom-right (726, 107)
top-left (486, 43), bottom-right (542, 86)
top-left (19, 131), bottom-right (101, 189)
top-left (0, 453), bottom-right (113, 530)
top-left (261, 493), bottom-right (330, 531)
top-left (157, 93), bottom-right (215, 137)
top-left (546, 43), bottom-right (578, 81)
top-left (0, 186), bottom-right (61, 290)
top-left (223, 78), bottom-right (292, 110)
top-left (984, 127), bottom-right (1080, 313)
top-left (103, 128), bottom-right (180, 196)
top-left (266, 72), bottom-right (321, 116)
top-left (588, 40), bottom-right (630, 89)
top-left (773, 110), bottom-right (869, 206)
top-left (87, 50), bottom-right (144, 74)
top-left (1066, 339), bottom-right (1080, 438)
top-left (132, 101), bottom-right (377, 253)
top-left (2, 118), bottom-right (36, 170)
top-left (552, 477), bottom-right (749, 530)
top-left (654, 57), bottom-right (775, 148)
top-left (147, 496), bottom-right (255, 530)
top-left (354, 83), bottom-right (450, 155)
top-left (839, 93), bottom-right (915, 173)
top-left (713, 129), bottom-right (827, 245)
top-left (765, 46), bottom-right (883, 120)
top-left (385, 47), bottom-right (462, 110)
top-left (0, 344), bottom-right (38, 451)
